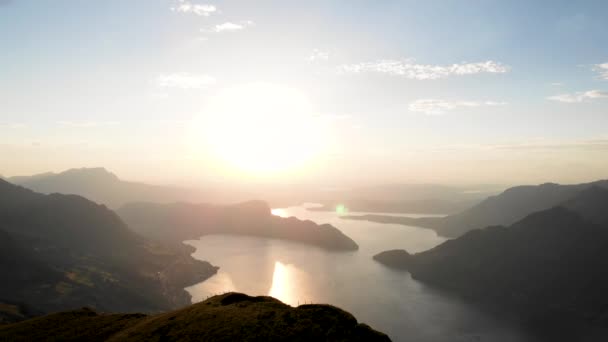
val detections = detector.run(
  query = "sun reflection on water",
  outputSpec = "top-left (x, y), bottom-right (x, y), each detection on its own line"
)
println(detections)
top-left (271, 208), bottom-right (289, 218)
top-left (268, 261), bottom-right (303, 306)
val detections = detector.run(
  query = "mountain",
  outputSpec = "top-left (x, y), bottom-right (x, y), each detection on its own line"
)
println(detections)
top-left (0, 179), bottom-right (217, 317)
top-left (7, 167), bottom-right (209, 209)
top-left (346, 180), bottom-right (608, 238)
top-left (0, 292), bottom-right (391, 341)
top-left (561, 186), bottom-right (608, 226)
top-left (373, 189), bottom-right (608, 338)
top-left (117, 201), bottom-right (359, 251)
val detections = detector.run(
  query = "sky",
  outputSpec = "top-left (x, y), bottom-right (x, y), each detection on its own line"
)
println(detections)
top-left (1, 0), bottom-right (608, 187)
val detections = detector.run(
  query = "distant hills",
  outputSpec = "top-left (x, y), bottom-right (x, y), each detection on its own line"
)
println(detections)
top-left (307, 183), bottom-right (496, 215)
top-left (0, 179), bottom-right (217, 318)
top-left (7, 167), bottom-right (209, 209)
top-left (308, 198), bottom-right (477, 215)
top-left (346, 180), bottom-right (608, 238)
top-left (117, 201), bottom-right (359, 251)
top-left (374, 186), bottom-right (608, 338)
top-left (0, 292), bottom-right (391, 341)
top-left (6, 168), bottom-right (499, 214)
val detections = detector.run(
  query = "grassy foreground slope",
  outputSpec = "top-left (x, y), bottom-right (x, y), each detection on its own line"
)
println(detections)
top-left (0, 293), bottom-right (391, 342)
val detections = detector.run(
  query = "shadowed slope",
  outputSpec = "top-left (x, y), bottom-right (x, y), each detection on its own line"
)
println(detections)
top-left (0, 179), bottom-right (217, 317)
top-left (374, 197), bottom-right (608, 337)
top-left (0, 293), bottom-right (391, 342)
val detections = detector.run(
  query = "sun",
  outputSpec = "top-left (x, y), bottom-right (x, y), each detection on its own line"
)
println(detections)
top-left (193, 83), bottom-right (326, 176)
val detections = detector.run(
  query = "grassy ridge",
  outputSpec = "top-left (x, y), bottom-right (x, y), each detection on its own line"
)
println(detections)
top-left (0, 293), bottom-right (391, 342)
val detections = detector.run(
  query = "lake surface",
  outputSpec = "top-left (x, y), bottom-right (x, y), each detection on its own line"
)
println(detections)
top-left (186, 204), bottom-right (536, 342)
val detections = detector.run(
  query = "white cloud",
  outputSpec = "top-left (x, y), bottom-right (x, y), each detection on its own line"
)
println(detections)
top-left (171, 1), bottom-right (217, 16)
top-left (0, 123), bottom-right (26, 129)
top-left (547, 90), bottom-right (608, 103)
top-left (57, 121), bottom-right (120, 128)
top-left (409, 99), bottom-right (506, 115)
top-left (155, 72), bottom-right (216, 89)
top-left (550, 82), bottom-right (564, 86)
top-left (308, 49), bottom-right (329, 62)
top-left (433, 138), bottom-right (608, 153)
top-left (340, 59), bottom-right (509, 80)
top-left (593, 62), bottom-right (608, 80)
top-left (202, 20), bottom-right (254, 33)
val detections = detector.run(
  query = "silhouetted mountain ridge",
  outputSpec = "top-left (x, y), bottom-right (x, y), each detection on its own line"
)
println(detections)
top-left (346, 179), bottom-right (608, 237)
top-left (373, 188), bottom-right (608, 338)
top-left (8, 168), bottom-right (208, 209)
top-left (0, 179), bottom-right (217, 317)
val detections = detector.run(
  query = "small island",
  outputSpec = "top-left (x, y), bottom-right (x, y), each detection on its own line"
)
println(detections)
top-left (118, 200), bottom-right (359, 251)
top-left (0, 292), bottom-right (391, 341)
top-left (372, 249), bottom-right (412, 270)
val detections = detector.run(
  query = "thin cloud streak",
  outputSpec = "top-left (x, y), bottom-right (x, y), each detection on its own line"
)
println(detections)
top-left (57, 121), bottom-right (120, 128)
top-left (171, 1), bottom-right (217, 16)
top-left (340, 59), bottom-right (509, 80)
top-left (155, 73), bottom-right (216, 89)
top-left (0, 123), bottom-right (26, 129)
top-left (308, 49), bottom-right (329, 62)
top-left (547, 90), bottom-right (608, 103)
top-left (409, 99), bottom-right (506, 115)
top-left (593, 62), bottom-right (608, 80)
top-left (202, 21), bottom-right (254, 33)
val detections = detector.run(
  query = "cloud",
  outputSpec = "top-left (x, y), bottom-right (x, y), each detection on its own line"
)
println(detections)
top-left (482, 139), bottom-right (608, 152)
top-left (0, 123), bottom-right (26, 129)
top-left (432, 138), bottom-right (608, 153)
top-left (550, 82), bottom-right (564, 86)
top-left (308, 49), bottom-right (329, 62)
top-left (171, 1), bottom-right (217, 16)
top-left (339, 59), bottom-right (509, 80)
top-left (547, 90), bottom-right (608, 103)
top-left (57, 121), bottom-right (120, 128)
top-left (593, 62), bottom-right (608, 80)
top-left (202, 21), bottom-right (254, 33)
top-left (155, 72), bottom-right (216, 89)
top-left (408, 99), bottom-right (506, 115)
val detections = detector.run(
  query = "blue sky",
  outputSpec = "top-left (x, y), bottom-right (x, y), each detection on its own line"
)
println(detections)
top-left (1, 0), bottom-right (607, 185)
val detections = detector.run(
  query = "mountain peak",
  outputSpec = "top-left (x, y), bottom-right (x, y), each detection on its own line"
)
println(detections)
top-left (60, 167), bottom-right (119, 181)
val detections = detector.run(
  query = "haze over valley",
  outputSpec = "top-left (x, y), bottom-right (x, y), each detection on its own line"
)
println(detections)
top-left (2, 1), bottom-right (608, 341)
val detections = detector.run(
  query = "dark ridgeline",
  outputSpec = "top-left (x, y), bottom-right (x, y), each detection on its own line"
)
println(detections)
top-left (117, 201), bottom-right (359, 251)
top-left (346, 179), bottom-right (608, 238)
top-left (374, 186), bottom-right (608, 340)
top-left (0, 179), bottom-right (218, 321)
top-left (0, 293), bottom-right (391, 341)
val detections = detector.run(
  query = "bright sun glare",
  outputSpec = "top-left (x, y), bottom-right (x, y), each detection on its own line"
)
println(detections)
top-left (193, 83), bottom-right (326, 176)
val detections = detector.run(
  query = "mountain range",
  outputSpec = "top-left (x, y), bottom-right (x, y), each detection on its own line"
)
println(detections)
top-left (346, 180), bottom-right (608, 238)
top-left (0, 179), bottom-right (217, 320)
top-left (6, 168), bottom-right (209, 209)
top-left (374, 186), bottom-right (608, 339)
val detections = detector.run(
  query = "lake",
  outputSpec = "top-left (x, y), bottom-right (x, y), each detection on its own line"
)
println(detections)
top-left (185, 204), bottom-right (536, 342)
